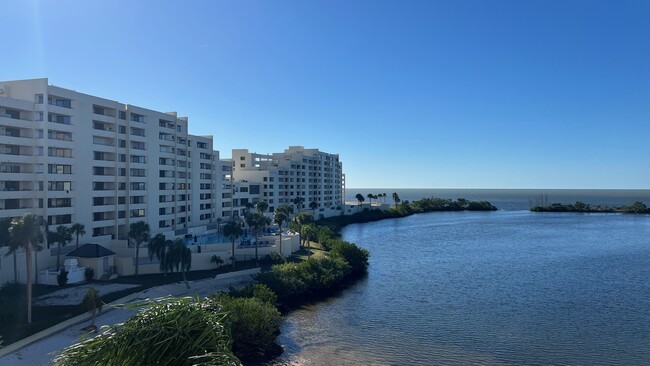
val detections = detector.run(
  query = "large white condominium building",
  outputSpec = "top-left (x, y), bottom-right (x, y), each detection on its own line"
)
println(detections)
top-left (230, 146), bottom-right (345, 218)
top-left (0, 78), bottom-right (220, 243)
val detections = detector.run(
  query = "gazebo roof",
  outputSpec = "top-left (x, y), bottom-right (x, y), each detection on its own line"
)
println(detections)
top-left (66, 243), bottom-right (116, 258)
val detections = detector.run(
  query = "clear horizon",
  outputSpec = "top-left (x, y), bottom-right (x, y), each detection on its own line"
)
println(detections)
top-left (3, 0), bottom-right (649, 189)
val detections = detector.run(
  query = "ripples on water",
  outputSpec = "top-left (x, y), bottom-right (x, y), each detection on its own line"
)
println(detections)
top-left (268, 211), bottom-right (650, 366)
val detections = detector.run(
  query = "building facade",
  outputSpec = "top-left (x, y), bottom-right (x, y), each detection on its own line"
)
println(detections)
top-left (0, 78), bottom-right (220, 243)
top-left (231, 146), bottom-right (345, 218)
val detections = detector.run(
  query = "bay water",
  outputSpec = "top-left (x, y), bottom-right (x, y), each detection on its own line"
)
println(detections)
top-left (269, 190), bottom-right (650, 365)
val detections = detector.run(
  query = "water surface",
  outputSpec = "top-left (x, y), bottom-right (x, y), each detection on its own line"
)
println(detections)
top-left (270, 210), bottom-right (650, 365)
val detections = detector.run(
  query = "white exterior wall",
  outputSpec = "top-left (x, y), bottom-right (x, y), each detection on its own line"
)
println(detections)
top-left (232, 146), bottom-right (344, 218)
top-left (0, 79), bottom-right (224, 283)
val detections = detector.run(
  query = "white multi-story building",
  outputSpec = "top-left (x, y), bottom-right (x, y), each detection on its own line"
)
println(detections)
top-left (231, 146), bottom-right (345, 218)
top-left (0, 78), bottom-right (220, 243)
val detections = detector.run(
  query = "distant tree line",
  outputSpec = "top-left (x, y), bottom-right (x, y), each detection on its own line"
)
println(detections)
top-left (530, 200), bottom-right (650, 214)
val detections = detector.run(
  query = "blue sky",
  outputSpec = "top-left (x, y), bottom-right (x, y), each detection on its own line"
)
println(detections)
top-left (3, 0), bottom-right (649, 189)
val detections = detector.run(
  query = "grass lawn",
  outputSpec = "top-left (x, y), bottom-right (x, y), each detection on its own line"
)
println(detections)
top-left (290, 242), bottom-right (328, 261)
top-left (0, 260), bottom-right (263, 346)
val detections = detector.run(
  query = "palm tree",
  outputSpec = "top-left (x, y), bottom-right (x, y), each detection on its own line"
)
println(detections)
top-left (70, 223), bottom-right (86, 249)
top-left (367, 193), bottom-right (374, 208)
top-left (246, 212), bottom-right (271, 264)
top-left (293, 196), bottom-right (304, 212)
top-left (300, 223), bottom-right (317, 256)
top-left (243, 202), bottom-right (255, 217)
top-left (273, 209), bottom-right (288, 255)
top-left (256, 200), bottom-right (269, 214)
top-left (129, 221), bottom-right (150, 277)
top-left (9, 214), bottom-right (44, 324)
top-left (147, 233), bottom-right (167, 274)
top-left (309, 201), bottom-right (318, 216)
top-left (223, 220), bottom-right (243, 269)
top-left (355, 193), bottom-right (365, 211)
top-left (210, 255), bottom-right (224, 269)
top-left (164, 239), bottom-right (192, 289)
top-left (48, 225), bottom-right (72, 270)
top-left (82, 287), bottom-right (103, 328)
top-left (392, 192), bottom-right (401, 207)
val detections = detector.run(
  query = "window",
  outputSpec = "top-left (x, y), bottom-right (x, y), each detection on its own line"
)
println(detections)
top-left (119, 139), bottom-right (126, 148)
top-left (48, 147), bottom-right (73, 158)
top-left (130, 196), bottom-right (145, 204)
top-left (48, 181), bottom-right (72, 191)
top-left (118, 196), bottom-right (126, 204)
top-left (48, 164), bottom-right (72, 174)
top-left (48, 130), bottom-right (72, 141)
top-left (130, 168), bottom-right (146, 177)
top-left (93, 106), bottom-right (105, 115)
top-left (35, 94), bottom-right (44, 104)
top-left (130, 182), bottom-right (146, 190)
top-left (48, 114), bottom-right (71, 124)
top-left (119, 111), bottom-right (126, 120)
top-left (130, 141), bottom-right (145, 150)
top-left (118, 125), bottom-right (126, 134)
top-left (48, 198), bottom-right (71, 208)
top-left (130, 113), bottom-right (144, 123)
top-left (197, 142), bottom-right (207, 149)
top-left (130, 209), bottom-right (145, 218)
top-left (130, 155), bottom-right (146, 164)
top-left (130, 127), bottom-right (145, 137)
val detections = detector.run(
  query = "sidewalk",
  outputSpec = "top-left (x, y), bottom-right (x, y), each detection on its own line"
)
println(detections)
top-left (0, 268), bottom-right (259, 365)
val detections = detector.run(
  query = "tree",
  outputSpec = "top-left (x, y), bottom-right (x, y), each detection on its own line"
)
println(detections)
top-left (309, 201), bottom-right (318, 215)
top-left (256, 200), bottom-right (269, 214)
top-left (70, 223), bottom-right (86, 249)
top-left (147, 233), bottom-right (167, 275)
top-left (9, 214), bottom-right (44, 324)
top-left (48, 225), bottom-right (72, 270)
top-left (211, 255), bottom-right (224, 269)
top-left (291, 212), bottom-right (314, 236)
top-left (392, 192), bottom-right (401, 207)
top-left (356, 193), bottom-right (365, 211)
top-left (163, 239), bottom-right (192, 289)
top-left (273, 209), bottom-right (288, 255)
top-left (243, 202), bottom-right (255, 218)
top-left (367, 194), bottom-right (374, 208)
top-left (223, 221), bottom-right (243, 269)
top-left (300, 223), bottom-right (317, 256)
top-left (293, 196), bottom-right (305, 212)
top-left (246, 213), bottom-right (271, 264)
top-left (129, 221), bottom-right (150, 277)
top-left (82, 287), bottom-right (103, 328)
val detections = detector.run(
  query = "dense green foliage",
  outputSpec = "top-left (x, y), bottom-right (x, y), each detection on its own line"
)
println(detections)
top-left (227, 283), bottom-right (278, 307)
top-left (329, 240), bottom-right (370, 274)
top-left (213, 294), bottom-right (282, 361)
top-left (530, 200), bottom-right (650, 214)
top-left (257, 256), bottom-right (352, 304)
top-left (54, 297), bottom-right (240, 366)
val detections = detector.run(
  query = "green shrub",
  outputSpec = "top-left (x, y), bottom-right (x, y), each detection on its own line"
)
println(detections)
top-left (57, 269), bottom-right (69, 286)
top-left (257, 257), bottom-right (352, 303)
top-left (330, 240), bottom-right (370, 273)
top-left (215, 295), bottom-right (281, 361)
top-left (262, 252), bottom-right (286, 265)
top-left (84, 267), bottom-right (94, 281)
top-left (228, 283), bottom-right (278, 306)
top-left (54, 297), bottom-right (240, 366)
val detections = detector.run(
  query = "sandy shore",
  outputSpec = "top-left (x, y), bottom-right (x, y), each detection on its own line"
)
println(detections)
top-left (0, 272), bottom-right (257, 366)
